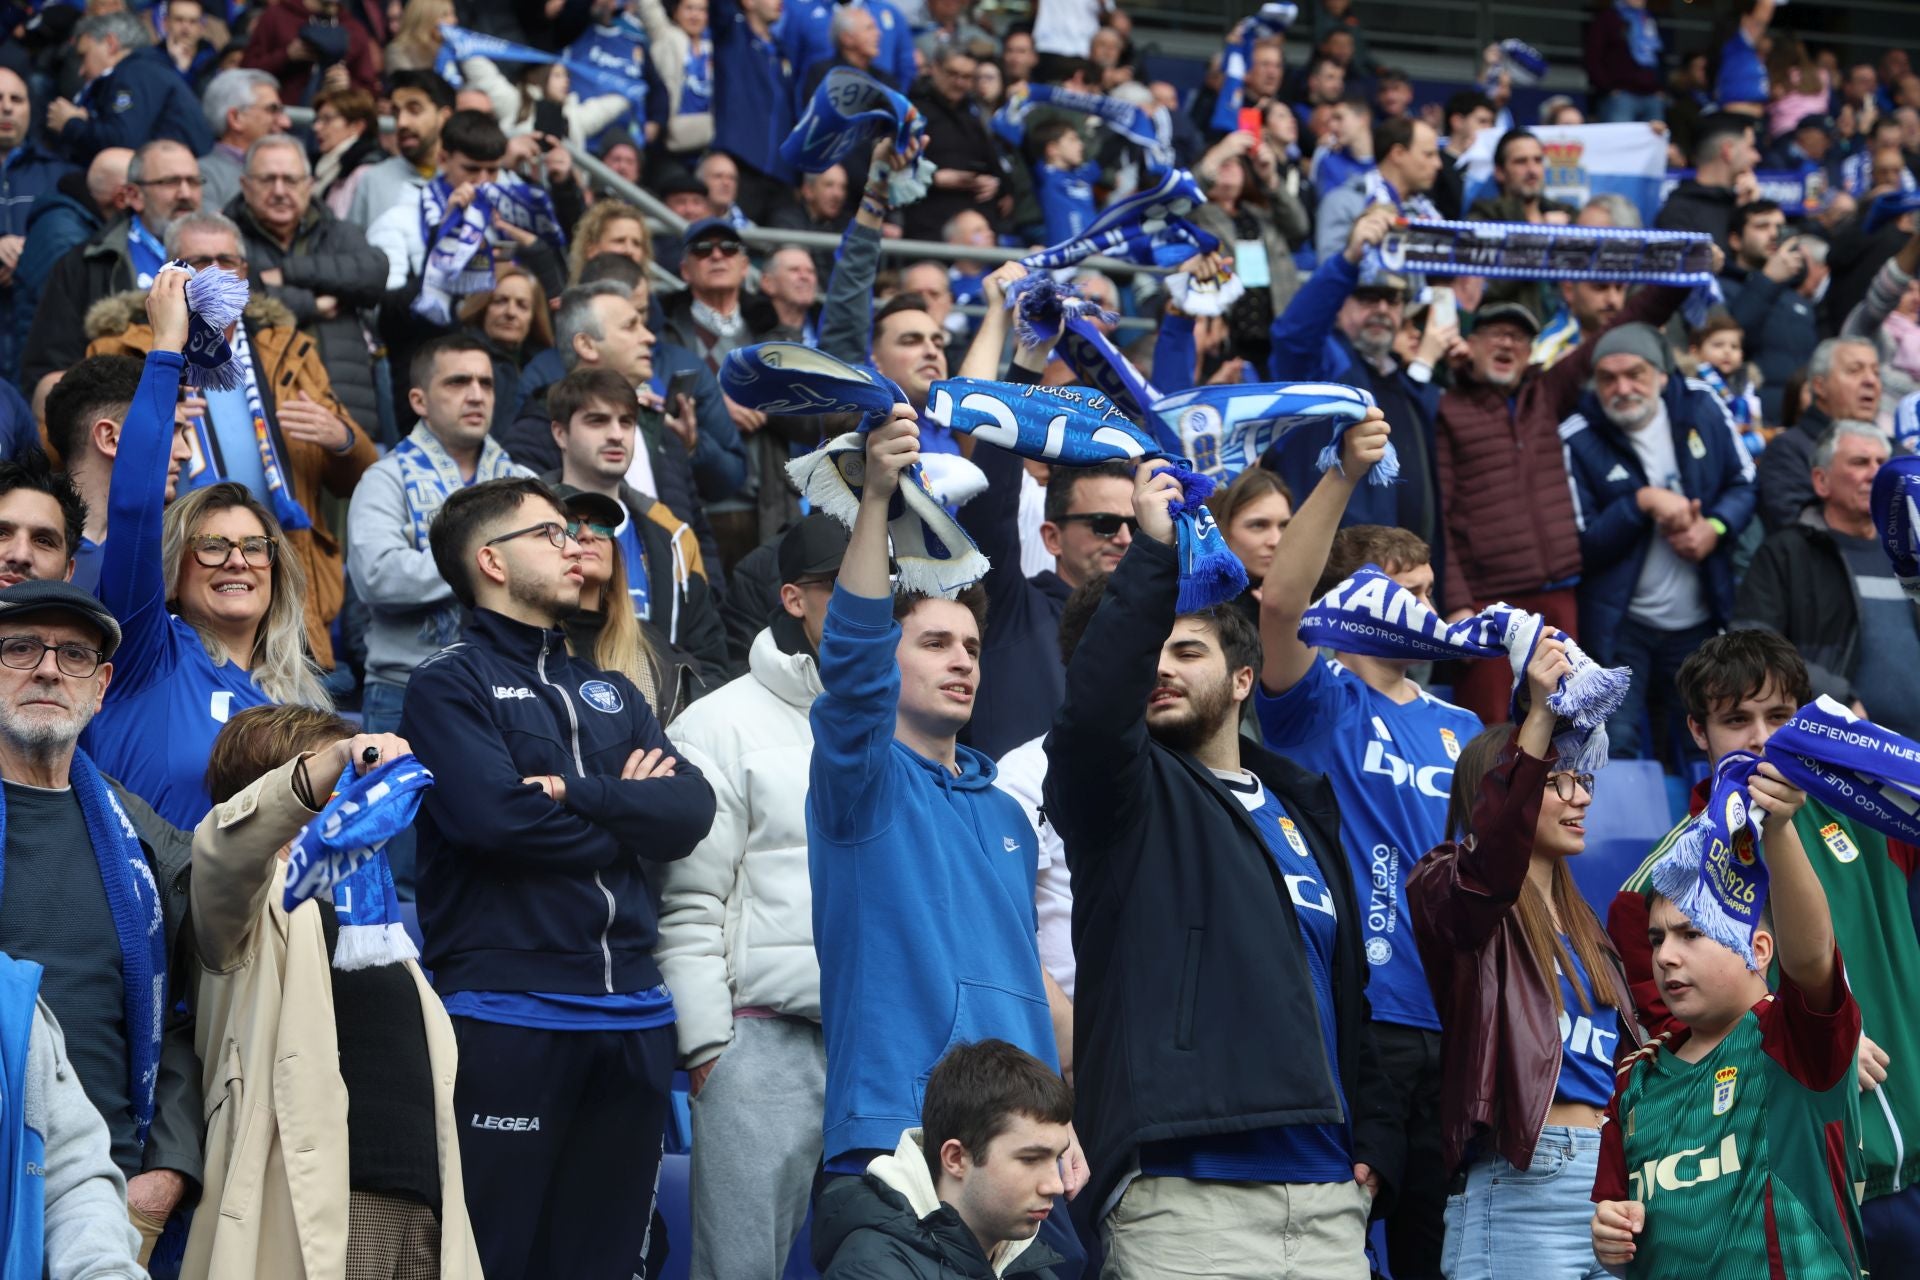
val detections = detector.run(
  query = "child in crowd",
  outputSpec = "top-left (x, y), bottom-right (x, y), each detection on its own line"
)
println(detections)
top-left (1687, 312), bottom-right (1767, 454)
top-left (1590, 764), bottom-right (1865, 1277)
top-left (1028, 120), bottom-right (1101, 247)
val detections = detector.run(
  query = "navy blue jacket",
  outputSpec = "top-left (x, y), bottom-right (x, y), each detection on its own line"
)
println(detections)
top-left (1267, 253), bottom-right (1447, 595)
top-left (400, 608), bottom-right (717, 996)
top-left (0, 143), bottom-right (74, 238)
top-left (711, 0), bottom-right (795, 180)
top-left (1717, 265), bottom-right (1821, 423)
top-left (1559, 376), bottom-right (1758, 660)
top-left (60, 46), bottom-right (214, 162)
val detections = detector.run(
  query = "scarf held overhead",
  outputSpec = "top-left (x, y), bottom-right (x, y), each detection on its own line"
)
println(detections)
top-left (283, 755), bottom-right (435, 971)
top-left (1650, 750), bottom-right (1768, 967)
top-left (925, 378), bottom-right (1245, 610)
top-left (438, 23), bottom-right (651, 119)
top-left (1872, 453), bottom-right (1920, 599)
top-left (1298, 565), bottom-right (1630, 770)
top-left (721, 343), bottom-right (988, 595)
top-left (1764, 696), bottom-right (1920, 846)
top-left (783, 68), bottom-right (934, 205)
top-left (1019, 166), bottom-right (1220, 272)
top-left (993, 83), bottom-right (1171, 170)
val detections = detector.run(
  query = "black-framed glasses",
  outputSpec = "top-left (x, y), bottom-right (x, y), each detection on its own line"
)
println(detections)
top-left (191, 535), bottom-right (277, 568)
top-left (1056, 512), bottom-right (1139, 540)
top-left (138, 174), bottom-right (204, 191)
top-left (485, 521), bottom-right (574, 550)
top-left (565, 520), bottom-right (615, 541)
top-left (686, 239), bottom-right (744, 259)
top-left (1546, 771), bottom-right (1596, 802)
top-left (0, 636), bottom-right (104, 678)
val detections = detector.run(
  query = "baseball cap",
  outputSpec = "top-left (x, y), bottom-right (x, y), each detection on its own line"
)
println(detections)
top-left (778, 513), bottom-right (850, 585)
top-left (657, 171), bottom-right (708, 199)
top-left (1353, 270), bottom-right (1410, 300)
top-left (0, 581), bottom-right (122, 660)
top-left (682, 217), bottom-right (747, 249)
top-left (553, 484), bottom-right (625, 533)
top-left (1591, 322), bottom-right (1671, 373)
top-left (1475, 301), bottom-right (1541, 336)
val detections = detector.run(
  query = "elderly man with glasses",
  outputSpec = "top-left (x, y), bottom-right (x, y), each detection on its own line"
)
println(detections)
top-left (227, 132), bottom-right (389, 439)
top-left (22, 138), bottom-right (203, 400)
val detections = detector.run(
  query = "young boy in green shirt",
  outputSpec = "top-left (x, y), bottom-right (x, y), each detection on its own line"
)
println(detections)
top-left (1590, 754), bottom-right (1866, 1278)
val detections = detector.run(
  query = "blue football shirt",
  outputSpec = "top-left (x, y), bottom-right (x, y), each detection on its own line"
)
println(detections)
top-left (1555, 938), bottom-right (1620, 1107)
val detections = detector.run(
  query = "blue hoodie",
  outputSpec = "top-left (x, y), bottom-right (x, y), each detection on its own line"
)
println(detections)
top-left (808, 586), bottom-right (1057, 1162)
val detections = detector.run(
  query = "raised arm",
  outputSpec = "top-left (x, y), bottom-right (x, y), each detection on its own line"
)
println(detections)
top-left (819, 138), bottom-right (907, 364)
top-left (1748, 764), bottom-right (1839, 1010)
top-left (1269, 204), bottom-right (1392, 381)
top-left (1258, 407), bottom-right (1388, 695)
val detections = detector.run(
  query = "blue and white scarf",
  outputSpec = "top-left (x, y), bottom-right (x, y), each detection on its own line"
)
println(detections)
top-left (1008, 274), bottom-right (1166, 420)
top-left (284, 755), bottom-right (434, 970)
top-left (993, 83), bottom-right (1171, 170)
top-left (781, 67), bottom-right (933, 205)
top-left (925, 377), bottom-right (1245, 609)
top-left (1298, 564), bottom-right (1630, 771)
top-left (1150, 381), bottom-right (1387, 487)
top-left (1864, 189), bottom-right (1920, 236)
top-left (394, 424), bottom-right (529, 645)
top-left (681, 32), bottom-right (713, 114)
top-left (1498, 39), bottom-right (1548, 85)
top-left (231, 324), bottom-right (312, 534)
top-left (1019, 167), bottom-right (1220, 272)
top-left (164, 260), bottom-right (250, 392)
top-left (1650, 749), bottom-right (1768, 967)
top-left (1764, 697), bottom-right (1920, 845)
top-left (1893, 390), bottom-right (1920, 454)
top-left (414, 176), bottom-right (566, 325)
top-left (438, 23), bottom-right (652, 119)
top-left (1843, 150), bottom-right (1920, 199)
top-left (1357, 172), bottom-right (1439, 285)
top-left (1208, 2), bottom-right (1297, 134)
top-left (1615, 0), bottom-right (1662, 68)
top-left (1693, 363), bottom-right (1762, 433)
top-left (1873, 455), bottom-right (1920, 598)
top-left (0, 756), bottom-right (166, 1147)
top-left (724, 343), bottom-right (988, 595)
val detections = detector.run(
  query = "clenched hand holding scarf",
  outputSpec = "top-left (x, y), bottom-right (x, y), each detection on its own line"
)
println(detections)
top-left (414, 177), bottom-right (567, 325)
top-left (283, 755), bottom-right (435, 971)
top-left (782, 68), bottom-right (935, 205)
top-left (1872, 453), bottom-right (1920, 599)
top-left (721, 344), bottom-right (987, 595)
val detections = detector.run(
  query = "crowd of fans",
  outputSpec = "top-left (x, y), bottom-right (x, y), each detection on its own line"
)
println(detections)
top-left (0, 0), bottom-right (1908, 1277)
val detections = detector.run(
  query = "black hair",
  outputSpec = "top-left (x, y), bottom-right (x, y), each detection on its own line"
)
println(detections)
top-left (1729, 198), bottom-right (1783, 242)
top-left (44, 355), bottom-right (144, 466)
top-left (891, 583), bottom-right (988, 637)
top-left (920, 1039), bottom-right (1073, 1187)
top-left (578, 251), bottom-right (648, 290)
top-left (1676, 630), bottom-right (1813, 726)
top-left (1054, 570), bottom-right (1259, 677)
top-left (429, 477), bottom-right (563, 608)
top-left (409, 331), bottom-right (494, 394)
top-left (387, 68), bottom-right (455, 112)
top-left (442, 108), bottom-right (508, 163)
top-left (1691, 112), bottom-right (1755, 166)
top-left (874, 291), bottom-right (934, 340)
top-left (1043, 460), bottom-right (1135, 523)
top-left (1373, 114), bottom-right (1417, 163)
top-left (1029, 118), bottom-right (1079, 160)
top-left (0, 449), bottom-right (86, 559)
top-left (1493, 127), bottom-right (1539, 170)
top-left (1445, 89), bottom-right (1494, 125)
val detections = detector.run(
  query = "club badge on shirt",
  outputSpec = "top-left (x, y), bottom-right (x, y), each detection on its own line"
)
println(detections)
top-left (1687, 428), bottom-right (1707, 459)
top-left (1439, 727), bottom-right (1461, 762)
top-left (1819, 821), bottom-right (1860, 864)
top-left (1277, 816), bottom-right (1309, 857)
top-left (1712, 1065), bottom-right (1738, 1116)
top-left (579, 679), bottom-right (624, 713)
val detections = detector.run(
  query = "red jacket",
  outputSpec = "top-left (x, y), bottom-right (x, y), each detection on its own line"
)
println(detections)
top-left (242, 0), bottom-right (381, 101)
top-left (1408, 734), bottom-right (1639, 1178)
top-left (1435, 285), bottom-right (1687, 615)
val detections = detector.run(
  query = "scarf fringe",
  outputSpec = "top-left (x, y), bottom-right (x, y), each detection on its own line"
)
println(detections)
top-left (331, 921), bottom-right (420, 972)
top-left (1316, 437), bottom-right (1401, 486)
top-left (1165, 269), bottom-right (1247, 318)
top-left (1651, 837), bottom-right (1759, 969)
top-left (788, 444), bottom-right (864, 529)
top-left (185, 359), bottom-right (247, 392)
top-left (887, 157), bottom-right (935, 207)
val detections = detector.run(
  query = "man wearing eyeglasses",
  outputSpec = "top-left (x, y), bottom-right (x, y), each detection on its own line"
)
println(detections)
top-left (22, 138), bottom-right (203, 397)
top-left (197, 69), bottom-right (289, 215)
top-left (400, 475), bottom-right (715, 1280)
top-left (229, 133), bottom-right (389, 440)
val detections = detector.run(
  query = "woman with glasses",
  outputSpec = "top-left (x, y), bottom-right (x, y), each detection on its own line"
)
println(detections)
top-left (82, 266), bottom-right (330, 829)
top-left (309, 86), bottom-right (384, 220)
top-left (556, 488), bottom-right (708, 724)
top-left (1406, 637), bottom-right (1642, 1280)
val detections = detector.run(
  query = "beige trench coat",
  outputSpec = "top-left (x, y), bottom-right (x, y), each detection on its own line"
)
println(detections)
top-left (180, 755), bottom-right (482, 1279)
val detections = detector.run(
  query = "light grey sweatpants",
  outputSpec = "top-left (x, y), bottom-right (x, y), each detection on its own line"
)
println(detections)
top-left (688, 1015), bottom-right (826, 1280)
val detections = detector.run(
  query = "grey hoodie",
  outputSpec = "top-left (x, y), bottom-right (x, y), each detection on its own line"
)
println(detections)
top-left (28, 999), bottom-right (147, 1279)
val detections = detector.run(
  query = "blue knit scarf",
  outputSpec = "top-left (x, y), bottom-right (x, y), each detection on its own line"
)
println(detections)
top-left (414, 176), bottom-right (565, 324)
top-left (722, 343), bottom-right (988, 595)
top-left (168, 260), bottom-right (249, 391)
top-left (925, 377), bottom-right (1243, 609)
top-left (993, 83), bottom-right (1170, 169)
top-left (1298, 564), bottom-right (1630, 770)
top-left (1150, 382), bottom-right (1387, 486)
top-left (1651, 749), bottom-right (1767, 966)
top-left (283, 755), bottom-right (434, 970)
top-left (1019, 167), bottom-right (1219, 271)
top-left (782, 68), bottom-right (933, 205)
top-left (1209, 2), bottom-right (1297, 133)
top-left (0, 756), bottom-right (166, 1147)
top-left (394, 424), bottom-right (529, 647)
top-left (1872, 453), bottom-right (1920, 598)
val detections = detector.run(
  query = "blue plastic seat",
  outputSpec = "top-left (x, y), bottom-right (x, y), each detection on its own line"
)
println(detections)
top-left (1570, 759), bottom-right (1676, 915)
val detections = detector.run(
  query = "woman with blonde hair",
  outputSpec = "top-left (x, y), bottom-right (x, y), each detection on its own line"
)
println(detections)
top-left (457, 262), bottom-right (553, 437)
top-left (1407, 639), bottom-right (1641, 1280)
top-left (85, 265), bottom-right (330, 828)
top-left (384, 0), bottom-right (453, 73)
top-left (568, 200), bottom-right (654, 282)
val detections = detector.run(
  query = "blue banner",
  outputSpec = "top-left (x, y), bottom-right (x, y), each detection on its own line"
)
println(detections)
top-left (438, 23), bottom-right (649, 120)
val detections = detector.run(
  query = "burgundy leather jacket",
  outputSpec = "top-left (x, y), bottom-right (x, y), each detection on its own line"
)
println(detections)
top-left (1407, 735), bottom-right (1641, 1178)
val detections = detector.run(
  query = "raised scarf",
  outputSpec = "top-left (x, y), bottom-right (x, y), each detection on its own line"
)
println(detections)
top-left (283, 755), bottom-right (434, 970)
top-left (414, 176), bottom-right (566, 324)
top-left (394, 424), bottom-right (528, 645)
top-left (166, 260), bottom-right (250, 392)
top-left (0, 758), bottom-right (166, 1147)
top-left (723, 343), bottom-right (988, 595)
top-left (782, 67), bottom-right (933, 205)
top-left (993, 83), bottom-right (1171, 170)
top-left (1498, 39), bottom-right (1548, 85)
top-left (1208, 2), bottom-right (1297, 134)
top-left (1018, 166), bottom-right (1220, 272)
top-left (925, 377), bottom-right (1243, 609)
top-left (1298, 564), bottom-right (1630, 771)
top-left (439, 22), bottom-right (651, 118)
top-left (1650, 749), bottom-right (1768, 966)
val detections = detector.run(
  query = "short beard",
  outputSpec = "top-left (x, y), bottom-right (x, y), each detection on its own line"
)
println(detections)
top-left (0, 702), bottom-right (86, 763)
top-left (1606, 395), bottom-right (1658, 431)
top-left (506, 571), bottom-right (580, 623)
top-left (1145, 676), bottom-right (1236, 755)
top-left (1351, 326), bottom-right (1395, 364)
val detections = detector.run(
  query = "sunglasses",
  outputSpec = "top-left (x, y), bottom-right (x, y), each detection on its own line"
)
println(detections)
top-left (566, 520), bottom-right (615, 541)
top-left (1056, 513), bottom-right (1139, 540)
top-left (686, 239), bottom-right (744, 259)
top-left (1546, 771), bottom-right (1596, 802)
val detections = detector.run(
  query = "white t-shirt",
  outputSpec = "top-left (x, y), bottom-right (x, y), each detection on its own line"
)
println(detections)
top-left (1623, 401), bottom-right (1709, 629)
top-left (1034, 0), bottom-right (1112, 55)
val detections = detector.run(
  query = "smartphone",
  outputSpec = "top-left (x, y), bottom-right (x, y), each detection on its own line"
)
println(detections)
top-left (1429, 285), bottom-right (1458, 332)
top-left (664, 368), bottom-right (700, 411)
top-left (1237, 107), bottom-right (1264, 136)
top-left (534, 99), bottom-right (567, 141)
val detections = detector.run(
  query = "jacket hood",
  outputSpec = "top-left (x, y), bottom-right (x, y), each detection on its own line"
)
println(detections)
top-left (83, 287), bottom-right (296, 342)
top-left (748, 624), bottom-right (823, 710)
top-left (909, 740), bottom-right (998, 791)
top-left (812, 1130), bottom-right (1055, 1278)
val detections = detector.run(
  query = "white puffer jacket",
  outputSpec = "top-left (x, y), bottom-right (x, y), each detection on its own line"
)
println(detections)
top-left (658, 625), bottom-right (825, 1068)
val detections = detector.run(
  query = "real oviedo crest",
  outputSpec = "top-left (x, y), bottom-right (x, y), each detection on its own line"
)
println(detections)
top-left (579, 680), bottom-right (624, 714)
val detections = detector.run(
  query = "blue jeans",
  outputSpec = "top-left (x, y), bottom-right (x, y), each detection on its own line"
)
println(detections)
top-left (1603, 617), bottom-right (1716, 764)
top-left (1442, 1127), bottom-right (1609, 1280)
top-left (1596, 92), bottom-right (1665, 124)
top-left (361, 679), bottom-right (417, 900)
